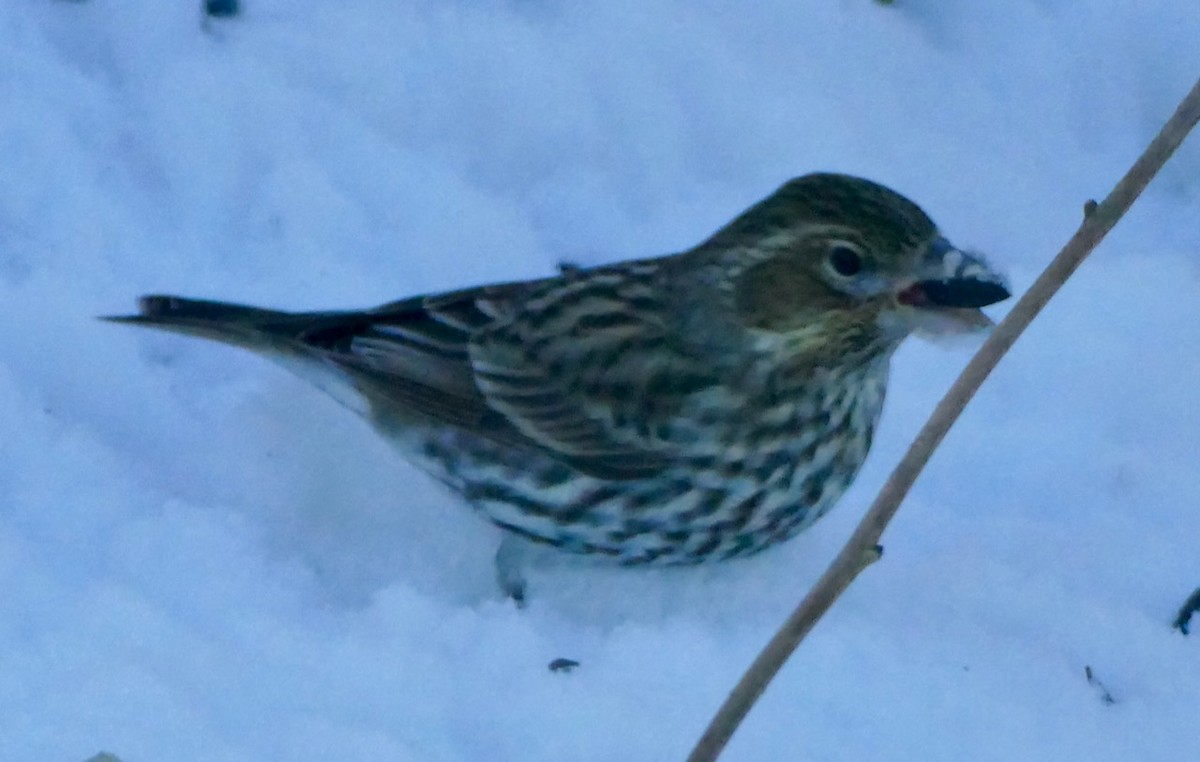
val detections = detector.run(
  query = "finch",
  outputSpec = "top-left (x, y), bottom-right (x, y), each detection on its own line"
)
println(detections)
top-left (108, 173), bottom-right (1009, 601)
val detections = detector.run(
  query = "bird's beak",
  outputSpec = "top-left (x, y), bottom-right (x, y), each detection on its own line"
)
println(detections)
top-left (893, 237), bottom-right (1011, 335)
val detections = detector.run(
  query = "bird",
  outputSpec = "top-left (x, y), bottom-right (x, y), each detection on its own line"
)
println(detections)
top-left (107, 173), bottom-right (1009, 602)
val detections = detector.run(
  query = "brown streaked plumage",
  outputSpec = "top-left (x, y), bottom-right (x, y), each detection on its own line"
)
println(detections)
top-left (106, 173), bottom-right (1009, 601)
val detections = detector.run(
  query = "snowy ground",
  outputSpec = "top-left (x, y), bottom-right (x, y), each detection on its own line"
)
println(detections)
top-left (3, 2), bottom-right (1199, 760)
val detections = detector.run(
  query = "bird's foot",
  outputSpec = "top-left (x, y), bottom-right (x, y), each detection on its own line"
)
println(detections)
top-left (495, 535), bottom-right (530, 607)
top-left (1173, 586), bottom-right (1200, 634)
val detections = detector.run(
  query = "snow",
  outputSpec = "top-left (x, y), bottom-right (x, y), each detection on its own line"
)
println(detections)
top-left (3, 1), bottom-right (1199, 760)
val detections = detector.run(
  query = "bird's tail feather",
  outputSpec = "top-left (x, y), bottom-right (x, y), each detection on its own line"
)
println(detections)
top-left (105, 295), bottom-right (385, 417)
top-left (102, 295), bottom-right (312, 351)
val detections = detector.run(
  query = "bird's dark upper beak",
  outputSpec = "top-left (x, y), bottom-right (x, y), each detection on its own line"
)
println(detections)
top-left (894, 236), bottom-right (1010, 335)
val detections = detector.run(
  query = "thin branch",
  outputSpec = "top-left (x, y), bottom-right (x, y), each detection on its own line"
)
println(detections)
top-left (687, 75), bottom-right (1200, 762)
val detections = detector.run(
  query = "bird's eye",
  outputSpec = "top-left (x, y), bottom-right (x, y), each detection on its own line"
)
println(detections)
top-left (827, 244), bottom-right (863, 277)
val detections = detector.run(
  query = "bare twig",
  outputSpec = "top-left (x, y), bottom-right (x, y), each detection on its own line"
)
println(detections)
top-left (688, 76), bottom-right (1200, 762)
top-left (1084, 665), bottom-right (1117, 705)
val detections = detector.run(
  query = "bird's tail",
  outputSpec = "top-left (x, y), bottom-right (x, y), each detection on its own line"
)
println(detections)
top-left (102, 295), bottom-right (315, 351)
top-left (103, 294), bottom-right (388, 416)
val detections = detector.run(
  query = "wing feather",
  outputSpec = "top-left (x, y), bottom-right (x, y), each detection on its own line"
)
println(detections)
top-left (307, 266), bottom-right (715, 480)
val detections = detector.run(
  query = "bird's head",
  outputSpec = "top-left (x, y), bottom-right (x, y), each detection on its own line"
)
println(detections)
top-left (701, 173), bottom-right (1010, 363)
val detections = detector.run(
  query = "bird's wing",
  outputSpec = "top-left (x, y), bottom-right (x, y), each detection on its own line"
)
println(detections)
top-left (324, 270), bottom-right (719, 480)
top-left (312, 287), bottom-right (503, 431)
top-left (464, 268), bottom-right (720, 480)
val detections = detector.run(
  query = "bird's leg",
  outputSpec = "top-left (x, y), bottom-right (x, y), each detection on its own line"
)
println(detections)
top-left (1173, 587), bottom-right (1200, 634)
top-left (494, 534), bottom-right (530, 606)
